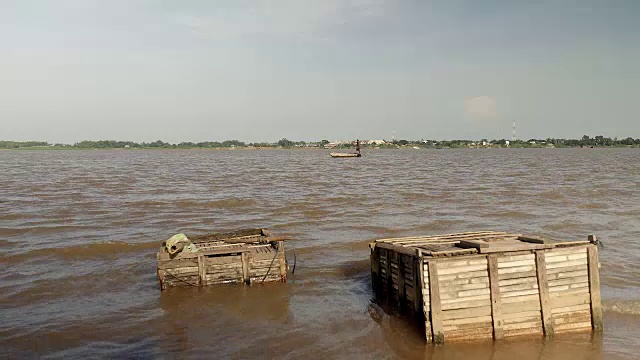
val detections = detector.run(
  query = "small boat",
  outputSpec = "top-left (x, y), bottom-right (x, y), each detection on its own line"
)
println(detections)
top-left (330, 152), bottom-right (361, 158)
top-left (330, 139), bottom-right (362, 158)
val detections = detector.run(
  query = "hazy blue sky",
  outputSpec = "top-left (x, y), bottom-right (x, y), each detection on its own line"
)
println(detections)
top-left (1, 0), bottom-right (638, 143)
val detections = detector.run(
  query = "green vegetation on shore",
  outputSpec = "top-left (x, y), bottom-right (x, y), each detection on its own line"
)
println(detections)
top-left (1, 135), bottom-right (639, 150)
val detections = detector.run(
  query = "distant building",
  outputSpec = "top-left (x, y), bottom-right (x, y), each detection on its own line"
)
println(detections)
top-left (366, 140), bottom-right (386, 145)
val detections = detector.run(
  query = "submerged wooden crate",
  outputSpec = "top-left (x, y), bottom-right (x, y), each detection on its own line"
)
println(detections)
top-left (157, 228), bottom-right (287, 290)
top-left (370, 231), bottom-right (602, 343)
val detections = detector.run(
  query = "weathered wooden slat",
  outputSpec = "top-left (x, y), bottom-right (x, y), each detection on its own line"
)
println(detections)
top-left (545, 247), bottom-right (587, 256)
top-left (436, 257), bottom-right (488, 268)
top-left (500, 282), bottom-right (538, 293)
top-left (549, 288), bottom-right (589, 298)
top-left (443, 316), bottom-right (493, 326)
top-left (501, 289), bottom-right (540, 298)
top-left (553, 310), bottom-right (591, 324)
top-left (444, 326), bottom-right (494, 340)
top-left (442, 306), bottom-right (492, 320)
top-left (498, 270), bottom-right (538, 281)
top-left (535, 251), bottom-right (553, 336)
top-left (499, 277), bottom-right (538, 287)
top-left (498, 265), bottom-right (536, 274)
top-left (587, 245), bottom-right (603, 332)
top-left (418, 251), bottom-right (432, 343)
top-left (549, 282), bottom-right (589, 293)
top-left (161, 266), bottom-right (198, 274)
top-left (374, 242), bottom-right (420, 256)
top-left (503, 327), bottom-right (543, 338)
top-left (488, 254), bottom-right (503, 339)
top-left (547, 276), bottom-right (589, 287)
top-left (546, 259), bottom-right (588, 269)
top-left (501, 294), bottom-right (540, 304)
top-left (498, 253), bottom-right (535, 262)
top-left (428, 260), bottom-right (444, 344)
top-left (550, 293), bottom-right (591, 308)
top-left (441, 299), bottom-right (492, 311)
top-left (398, 254), bottom-right (406, 309)
top-left (158, 259), bottom-right (199, 270)
top-left (240, 252), bottom-right (249, 283)
top-left (197, 255), bottom-right (206, 286)
top-left (439, 270), bottom-right (488, 281)
top-left (439, 282), bottom-right (489, 293)
top-left (554, 321), bottom-right (592, 332)
top-left (502, 310), bottom-right (542, 321)
top-left (503, 321), bottom-right (542, 331)
top-left (497, 259), bottom-right (535, 268)
top-left (438, 264), bottom-right (489, 275)
top-left (552, 304), bottom-right (591, 315)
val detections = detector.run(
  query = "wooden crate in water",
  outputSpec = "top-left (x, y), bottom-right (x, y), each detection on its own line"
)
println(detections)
top-left (369, 231), bottom-right (602, 343)
top-left (157, 228), bottom-right (287, 290)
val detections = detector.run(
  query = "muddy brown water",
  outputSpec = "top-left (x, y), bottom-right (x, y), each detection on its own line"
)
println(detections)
top-left (1, 148), bottom-right (639, 359)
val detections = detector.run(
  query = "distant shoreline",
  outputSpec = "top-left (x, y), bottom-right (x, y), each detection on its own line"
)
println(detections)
top-left (3, 145), bottom-right (638, 151)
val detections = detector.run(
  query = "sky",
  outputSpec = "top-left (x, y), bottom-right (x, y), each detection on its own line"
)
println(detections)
top-left (1, 0), bottom-right (639, 143)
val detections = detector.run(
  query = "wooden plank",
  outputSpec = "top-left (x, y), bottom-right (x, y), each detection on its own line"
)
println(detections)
top-left (157, 259), bottom-right (198, 270)
top-left (441, 299), bottom-right (491, 311)
top-left (438, 264), bottom-right (489, 275)
top-left (437, 257), bottom-right (488, 269)
top-left (443, 316), bottom-right (493, 326)
top-left (417, 250), bottom-right (431, 343)
top-left (499, 277), bottom-right (538, 287)
top-left (503, 301), bottom-right (541, 315)
top-left (413, 257), bottom-right (420, 315)
top-left (498, 270), bottom-right (538, 281)
top-left (398, 254), bottom-right (406, 309)
top-left (587, 245), bottom-right (603, 332)
top-left (498, 253), bottom-right (535, 262)
top-left (546, 259), bottom-right (588, 269)
top-left (502, 294), bottom-right (540, 304)
top-left (555, 321), bottom-right (593, 332)
top-left (444, 326), bottom-right (494, 340)
top-left (550, 293), bottom-right (591, 308)
top-left (240, 252), bottom-right (249, 284)
top-left (488, 254), bottom-right (504, 339)
top-left (498, 259), bottom-right (535, 268)
top-left (374, 242), bottom-right (420, 257)
top-left (503, 320), bottom-right (543, 331)
top-left (428, 260), bottom-right (444, 344)
top-left (548, 276), bottom-right (589, 287)
top-left (442, 306), bottom-right (492, 320)
top-left (498, 265), bottom-right (536, 274)
top-left (535, 251), bottom-right (553, 336)
top-left (277, 242), bottom-right (287, 282)
top-left (502, 310), bottom-right (542, 321)
top-left (503, 328), bottom-right (543, 338)
top-left (457, 240), bottom-right (489, 249)
top-left (500, 282), bottom-right (538, 293)
top-left (197, 255), bottom-right (206, 286)
top-left (552, 304), bottom-right (591, 315)
top-left (439, 270), bottom-right (488, 281)
top-left (385, 249), bottom-right (392, 304)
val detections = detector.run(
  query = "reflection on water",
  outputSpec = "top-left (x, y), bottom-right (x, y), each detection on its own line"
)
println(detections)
top-left (0, 149), bottom-right (639, 359)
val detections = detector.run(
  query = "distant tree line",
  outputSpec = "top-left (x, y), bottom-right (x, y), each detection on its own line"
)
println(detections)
top-left (1, 135), bottom-right (639, 149)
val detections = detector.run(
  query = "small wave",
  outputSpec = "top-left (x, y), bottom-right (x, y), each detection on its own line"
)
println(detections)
top-left (2, 240), bottom-right (160, 263)
top-left (480, 211), bottom-right (534, 219)
top-left (603, 299), bottom-right (640, 316)
top-left (201, 198), bottom-right (257, 209)
top-left (538, 190), bottom-right (565, 200)
top-left (578, 203), bottom-right (608, 210)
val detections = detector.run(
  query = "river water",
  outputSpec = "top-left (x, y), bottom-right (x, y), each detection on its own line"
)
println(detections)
top-left (1, 148), bottom-right (639, 359)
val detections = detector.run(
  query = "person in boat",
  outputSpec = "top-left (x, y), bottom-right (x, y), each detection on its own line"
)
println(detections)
top-left (356, 139), bottom-right (361, 157)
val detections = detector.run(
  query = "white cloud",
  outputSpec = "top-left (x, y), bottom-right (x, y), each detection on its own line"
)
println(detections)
top-left (464, 95), bottom-right (497, 120)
